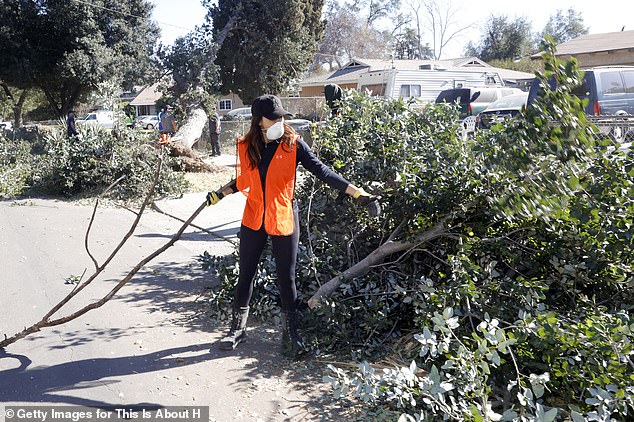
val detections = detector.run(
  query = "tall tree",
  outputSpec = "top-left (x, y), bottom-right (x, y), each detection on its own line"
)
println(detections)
top-left (312, 2), bottom-right (389, 71)
top-left (538, 8), bottom-right (589, 45)
top-left (209, 0), bottom-right (325, 104)
top-left (392, 28), bottom-right (433, 60)
top-left (0, 0), bottom-right (159, 121)
top-left (345, 0), bottom-right (401, 26)
top-left (464, 15), bottom-right (533, 62)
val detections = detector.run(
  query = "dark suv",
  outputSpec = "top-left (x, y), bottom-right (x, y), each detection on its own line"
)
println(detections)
top-left (527, 66), bottom-right (634, 116)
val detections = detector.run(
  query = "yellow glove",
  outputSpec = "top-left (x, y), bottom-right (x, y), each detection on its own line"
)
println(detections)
top-left (352, 188), bottom-right (381, 217)
top-left (206, 191), bottom-right (223, 206)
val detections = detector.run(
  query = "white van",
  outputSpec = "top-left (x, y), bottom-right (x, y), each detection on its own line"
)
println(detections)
top-left (78, 110), bottom-right (115, 129)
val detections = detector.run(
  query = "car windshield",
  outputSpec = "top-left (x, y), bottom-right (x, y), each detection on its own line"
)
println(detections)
top-left (486, 94), bottom-right (528, 110)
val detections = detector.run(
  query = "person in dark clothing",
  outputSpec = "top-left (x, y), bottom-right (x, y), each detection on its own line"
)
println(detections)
top-left (324, 84), bottom-right (343, 117)
top-left (67, 111), bottom-right (78, 138)
top-left (160, 106), bottom-right (177, 135)
top-left (209, 109), bottom-right (222, 156)
top-left (205, 94), bottom-right (380, 358)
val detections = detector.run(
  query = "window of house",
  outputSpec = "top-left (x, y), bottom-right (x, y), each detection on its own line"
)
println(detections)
top-left (138, 105), bottom-right (151, 116)
top-left (360, 84), bottom-right (386, 96)
top-left (400, 84), bottom-right (421, 98)
top-left (219, 99), bottom-right (232, 110)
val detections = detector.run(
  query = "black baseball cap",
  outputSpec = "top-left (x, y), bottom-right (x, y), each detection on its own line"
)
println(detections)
top-left (251, 95), bottom-right (291, 120)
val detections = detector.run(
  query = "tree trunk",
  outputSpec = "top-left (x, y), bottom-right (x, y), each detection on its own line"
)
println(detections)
top-left (12, 90), bottom-right (27, 129)
top-left (171, 107), bottom-right (208, 149)
top-left (1, 83), bottom-right (27, 129)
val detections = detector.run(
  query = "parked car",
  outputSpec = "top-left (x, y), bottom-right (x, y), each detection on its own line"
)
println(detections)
top-left (135, 115), bottom-right (160, 129)
top-left (527, 66), bottom-right (634, 116)
top-left (224, 107), bottom-right (252, 120)
top-left (476, 93), bottom-right (529, 129)
top-left (0, 121), bottom-right (13, 131)
top-left (286, 118), bottom-right (311, 132)
top-left (436, 87), bottom-right (523, 117)
top-left (77, 110), bottom-right (115, 129)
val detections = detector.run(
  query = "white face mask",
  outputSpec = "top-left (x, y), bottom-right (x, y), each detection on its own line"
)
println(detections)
top-left (266, 118), bottom-right (285, 140)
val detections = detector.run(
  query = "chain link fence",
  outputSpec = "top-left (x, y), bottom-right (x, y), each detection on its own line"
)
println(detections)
top-left (588, 116), bottom-right (634, 143)
top-left (460, 115), bottom-right (634, 142)
top-left (194, 119), bottom-right (317, 155)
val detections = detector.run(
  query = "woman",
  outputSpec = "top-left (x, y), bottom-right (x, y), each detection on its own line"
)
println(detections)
top-left (206, 95), bottom-right (379, 357)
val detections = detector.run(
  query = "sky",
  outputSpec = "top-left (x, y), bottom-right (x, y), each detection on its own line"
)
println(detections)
top-left (151, 0), bottom-right (633, 58)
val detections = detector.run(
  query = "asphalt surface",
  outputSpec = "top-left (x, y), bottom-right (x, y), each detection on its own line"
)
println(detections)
top-left (0, 155), bottom-right (341, 422)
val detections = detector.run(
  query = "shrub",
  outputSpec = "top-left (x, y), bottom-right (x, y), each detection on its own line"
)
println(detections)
top-left (201, 40), bottom-right (634, 420)
top-left (0, 125), bottom-right (188, 199)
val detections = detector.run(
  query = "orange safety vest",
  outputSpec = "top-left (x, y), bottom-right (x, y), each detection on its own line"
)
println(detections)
top-left (235, 136), bottom-right (298, 235)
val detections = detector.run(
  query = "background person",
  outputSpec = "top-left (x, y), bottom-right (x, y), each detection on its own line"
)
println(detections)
top-left (209, 109), bottom-right (222, 156)
top-left (66, 110), bottom-right (78, 138)
top-left (205, 94), bottom-right (380, 358)
top-left (160, 106), bottom-right (177, 135)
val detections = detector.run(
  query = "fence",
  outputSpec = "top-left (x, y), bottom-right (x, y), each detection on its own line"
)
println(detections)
top-left (194, 119), bottom-right (317, 155)
top-left (588, 116), bottom-right (634, 142)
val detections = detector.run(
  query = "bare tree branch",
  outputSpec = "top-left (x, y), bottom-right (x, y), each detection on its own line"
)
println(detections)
top-left (307, 218), bottom-right (449, 308)
top-left (84, 175), bottom-right (126, 270)
top-left (0, 151), bottom-right (169, 349)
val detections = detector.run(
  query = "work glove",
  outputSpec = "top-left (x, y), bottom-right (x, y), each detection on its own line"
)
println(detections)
top-left (206, 190), bottom-right (224, 206)
top-left (352, 188), bottom-right (381, 217)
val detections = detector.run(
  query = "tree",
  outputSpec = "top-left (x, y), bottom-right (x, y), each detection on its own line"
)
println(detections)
top-left (538, 8), bottom-right (589, 45)
top-left (312, 2), bottom-right (389, 71)
top-left (209, 0), bottom-right (325, 104)
top-left (392, 27), bottom-right (433, 60)
top-left (407, 0), bottom-right (472, 60)
top-left (464, 14), bottom-right (533, 61)
top-left (0, 0), bottom-right (159, 121)
top-left (344, 0), bottom-right (402, 26)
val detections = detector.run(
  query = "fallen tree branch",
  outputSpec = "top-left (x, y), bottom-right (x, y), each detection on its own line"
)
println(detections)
top-left (0, 150), bottom-right (207, 349)
top-left (84, 175), bottom-right (126, 270)
top-left (307, 218), bottom-right (449, 309)
top-left (148, 202), bottom-right (238, 246)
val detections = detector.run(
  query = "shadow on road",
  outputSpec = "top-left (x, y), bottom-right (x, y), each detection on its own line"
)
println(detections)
top-left (0, 343), bottom-right (212, 408)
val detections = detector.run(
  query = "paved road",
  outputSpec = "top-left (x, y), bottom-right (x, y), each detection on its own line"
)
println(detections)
top-left (0, 183), bottom-right (340, 421)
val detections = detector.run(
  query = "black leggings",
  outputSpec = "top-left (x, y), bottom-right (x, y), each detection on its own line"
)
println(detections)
top-left (233, 215), bottom-right (300, 311)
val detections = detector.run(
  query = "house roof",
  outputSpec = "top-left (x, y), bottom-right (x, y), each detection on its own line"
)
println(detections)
top-left (545, 30), bottom-right (634, 56)
top-left (300, 57), bottom-right (533, 87)
top-left (129, 83), bottom-right (162, 106)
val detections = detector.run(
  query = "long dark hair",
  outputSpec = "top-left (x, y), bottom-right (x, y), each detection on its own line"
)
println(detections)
top-left (240, 117), bottom-right (297, 169)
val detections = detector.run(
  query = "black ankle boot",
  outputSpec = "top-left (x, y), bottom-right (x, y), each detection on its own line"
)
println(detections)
top-left (281, 310), bottom-right (306, 358)
top-left (220, 306), bottom-right (249, 350)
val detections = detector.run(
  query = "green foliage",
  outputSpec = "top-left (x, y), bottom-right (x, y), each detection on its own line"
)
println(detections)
top-left (157, 29), bottom-right (220, 113)
top-left (0, 0), bottom-right (159, 117)
top-left (464, 15), bottom-right (534, 61)
top-left (488, 58), bottom-right (543, 75)
top-left (538, 8), bottom-right (589, 46)
top-left (208, 0), bottom-right (325, 103)
top-left (0, 134), bottom-right (33, 198)
top-left (0, 127), bottom-right (188, 199)
top-left (201, 40), bottom-right (634, 420)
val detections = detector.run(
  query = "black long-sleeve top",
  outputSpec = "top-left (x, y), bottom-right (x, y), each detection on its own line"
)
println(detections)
top-left (228, 137), bottom-right (350, 194)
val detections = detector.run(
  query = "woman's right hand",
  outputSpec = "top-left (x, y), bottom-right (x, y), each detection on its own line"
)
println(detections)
top-left (206, 190), bottom-right (224, 206)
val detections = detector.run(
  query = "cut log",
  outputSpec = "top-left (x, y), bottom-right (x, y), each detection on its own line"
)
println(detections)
top-left (171, 107), bottom-right (208, 149)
